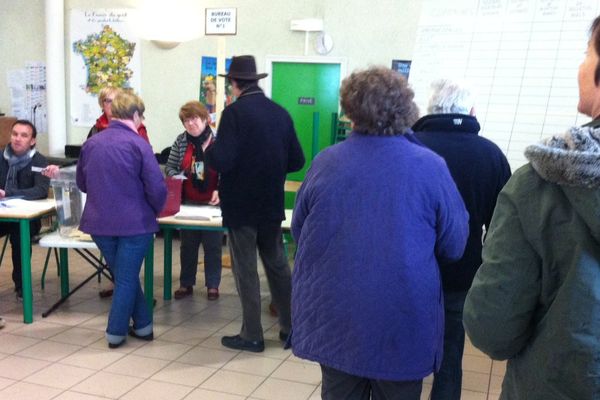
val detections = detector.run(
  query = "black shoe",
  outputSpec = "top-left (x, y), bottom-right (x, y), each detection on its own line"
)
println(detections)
top-left (221, 334), bottom-right (265, 352)
top-left (15, 288), bottom-right (22, 299)
top-left (128, 327), bottom-right (154, 341)
top-left (279, 331), bottom-right (292, 349)
top-left (108, 339), bottom-right (125, 349)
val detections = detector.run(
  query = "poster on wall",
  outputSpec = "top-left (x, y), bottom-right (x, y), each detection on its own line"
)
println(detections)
top-left (70, 9), bottom-right (141, 127)
top-left (391, 60), bottom-right (412, 79)
top-left (199, 56), bottom-right (232, 123)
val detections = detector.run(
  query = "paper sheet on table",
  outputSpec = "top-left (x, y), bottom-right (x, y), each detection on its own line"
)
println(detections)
top-left (0, 198), bottom-right (53, 212)
top-left (174, 205), bottom-right (222, 221)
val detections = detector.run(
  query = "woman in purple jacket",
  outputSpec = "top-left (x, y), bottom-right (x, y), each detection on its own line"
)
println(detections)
top-left (291, 67), bottom-right (469, 399)
top-left (76, 91), bottom-right (167, 349)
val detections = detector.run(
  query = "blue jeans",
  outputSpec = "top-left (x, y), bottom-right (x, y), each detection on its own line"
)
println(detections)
top-left (430, 290), bottom-right (468, 400)
top-left (93, 234), bottom-right (153, 344)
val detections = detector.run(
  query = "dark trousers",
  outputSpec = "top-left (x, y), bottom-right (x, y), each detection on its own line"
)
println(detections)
top-left (321, 365), bottom-right (423, 400)
top-left (227, 222), bottom-right (291, 341)
top-left (179, 230), bottom-right (223, 289)
top-left (430, 291), bottom-right (468, 400)
top-left (0, 220), bottom-right (41, 290)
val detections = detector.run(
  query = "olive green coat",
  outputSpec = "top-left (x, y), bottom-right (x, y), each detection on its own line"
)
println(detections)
top-left (464, 126), bottom-right (600, 400)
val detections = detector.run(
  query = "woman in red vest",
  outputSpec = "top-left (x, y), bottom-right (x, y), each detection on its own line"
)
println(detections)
top-left (165, 101), bottom-right (222, 300)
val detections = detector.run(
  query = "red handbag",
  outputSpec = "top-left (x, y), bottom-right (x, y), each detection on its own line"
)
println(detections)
top-left (158, 177), bottom-right (182, 218)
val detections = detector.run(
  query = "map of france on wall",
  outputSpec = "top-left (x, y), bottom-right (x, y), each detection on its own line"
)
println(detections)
top-left (70, 9), bottom-right (141, 127)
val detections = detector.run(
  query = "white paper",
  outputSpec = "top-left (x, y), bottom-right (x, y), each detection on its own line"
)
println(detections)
top-left (174, 205), bottom-right (221, 221)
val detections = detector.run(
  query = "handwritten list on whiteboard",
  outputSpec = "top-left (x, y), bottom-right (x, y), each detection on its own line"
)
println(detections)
top-left (409, 0), bottom-right (597, 168)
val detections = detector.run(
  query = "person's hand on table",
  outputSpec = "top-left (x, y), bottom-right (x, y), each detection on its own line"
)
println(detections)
top-left (41, 165), bottom-right (60, 179)
top-left (208, 190), bottom-right (220, 206)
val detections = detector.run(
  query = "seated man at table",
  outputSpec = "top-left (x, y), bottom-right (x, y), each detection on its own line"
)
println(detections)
top-left (0, 119), bottom-right (49, 298)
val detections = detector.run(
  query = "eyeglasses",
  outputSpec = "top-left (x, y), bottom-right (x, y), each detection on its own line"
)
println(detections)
top-left (102, 99), bottom-right (113, 104)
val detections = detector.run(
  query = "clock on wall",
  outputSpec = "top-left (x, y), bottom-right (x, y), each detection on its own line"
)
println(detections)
top-left (315, 33), bottom-right (334, 55)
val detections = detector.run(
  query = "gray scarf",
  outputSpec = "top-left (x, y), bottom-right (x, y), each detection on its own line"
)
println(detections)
top-left (525, 126), bottom-right (600, 188)
top-left (3, 146), bottom-right (35, 193)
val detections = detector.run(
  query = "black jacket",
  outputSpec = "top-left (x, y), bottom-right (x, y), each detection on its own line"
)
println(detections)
top-left (0, 150), bottom-right (49, 199)
top-left (413, 114), bottom-right (511, 292)
top-left (207, 87), bottom-right (305, 227)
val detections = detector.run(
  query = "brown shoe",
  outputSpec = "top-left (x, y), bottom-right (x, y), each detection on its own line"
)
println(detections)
top-left (207, 288), bottom-right (219, 301)
top-left (99, 288), bottom-right (114, 298)
top-left (174, 286), bottom-right (193, 300)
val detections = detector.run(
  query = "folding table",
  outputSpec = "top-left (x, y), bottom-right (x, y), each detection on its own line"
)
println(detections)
top-left (38, 231), bottom-right (155, 317)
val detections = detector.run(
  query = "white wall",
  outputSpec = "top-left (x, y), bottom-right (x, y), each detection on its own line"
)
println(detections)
top-left (0, 0), bottom-right (422, 154)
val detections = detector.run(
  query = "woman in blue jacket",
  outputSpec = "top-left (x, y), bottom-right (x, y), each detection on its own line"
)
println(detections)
top-left (291, 66), bottom-right (469, 399)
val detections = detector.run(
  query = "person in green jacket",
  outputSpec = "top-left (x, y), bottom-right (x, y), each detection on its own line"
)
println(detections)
top-left (463, 15), bottom-right (600, 400)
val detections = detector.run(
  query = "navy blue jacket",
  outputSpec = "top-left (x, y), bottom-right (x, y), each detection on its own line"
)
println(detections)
top-left (413, 114), bottom-right (511, 292)
top-left (206, 87), bottom-right (305, 227)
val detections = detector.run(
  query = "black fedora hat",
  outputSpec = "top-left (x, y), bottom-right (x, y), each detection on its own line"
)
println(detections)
top-left (219, 55), bottom-right (268, 80)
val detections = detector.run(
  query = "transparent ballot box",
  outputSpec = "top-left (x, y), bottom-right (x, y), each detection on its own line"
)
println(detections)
top-left (50, 166), bottom-right (85, 237)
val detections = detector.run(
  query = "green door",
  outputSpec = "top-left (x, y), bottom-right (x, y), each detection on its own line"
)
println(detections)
top-left (271, 62), bottom-right (341, 183)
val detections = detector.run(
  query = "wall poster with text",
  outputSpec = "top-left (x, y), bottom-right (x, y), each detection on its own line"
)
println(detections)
top-left (70, 9), bottom-right (141, 127)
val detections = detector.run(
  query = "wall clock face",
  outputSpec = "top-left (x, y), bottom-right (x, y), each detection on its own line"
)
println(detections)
top-left (315, 33), bottom-right (333, 55)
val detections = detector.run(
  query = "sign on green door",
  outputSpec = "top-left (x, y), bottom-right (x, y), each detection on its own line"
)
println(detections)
top-left (271, 62), bottom-right (341, 182)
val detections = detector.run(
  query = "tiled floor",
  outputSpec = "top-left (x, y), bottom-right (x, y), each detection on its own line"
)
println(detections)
top-left (0, 238), bottom-right (505, 399)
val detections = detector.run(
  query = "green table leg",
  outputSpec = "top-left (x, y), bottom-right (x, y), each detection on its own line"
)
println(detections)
top-left (19, 220), bottom-right (32, 323)
top-left (59, 248), bottom-right (69, 297)
top-left (144, 239), bottom-right (154, 313)
top-left (163, 228), bottom-right (173, 300)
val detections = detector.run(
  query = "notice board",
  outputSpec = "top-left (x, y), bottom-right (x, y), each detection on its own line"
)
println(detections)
top-left (409, 0), bottom-right (596, 168)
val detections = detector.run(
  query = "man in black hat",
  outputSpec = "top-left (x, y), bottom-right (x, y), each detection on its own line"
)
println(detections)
top-left (207, 55), bottom-right (305, 352)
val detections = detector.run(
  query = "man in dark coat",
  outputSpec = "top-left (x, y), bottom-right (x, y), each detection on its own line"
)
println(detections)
top-left (0, 119), bottom-right (49, 299)
top-left (207, 55), bottom-right (305, 352)
top-left (412, 79), bottom-right (511, 400)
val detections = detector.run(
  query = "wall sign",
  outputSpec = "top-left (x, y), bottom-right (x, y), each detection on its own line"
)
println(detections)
top-left (205, 8), bottom-right (237, 35)
top-left (298, 97), bottom-right (315, 105)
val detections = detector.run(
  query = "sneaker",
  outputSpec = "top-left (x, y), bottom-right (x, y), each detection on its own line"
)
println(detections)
top-left (108, 339), bottom-right (125, 349)
top-left (221, 334), bottom-right (265, 352)
top-left (0, 317), bottom-right (5, 329)
top-left (128, 326), bottom-right (154, 341)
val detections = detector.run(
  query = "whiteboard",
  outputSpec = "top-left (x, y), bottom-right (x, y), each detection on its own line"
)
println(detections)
top-left (409, 0), bottom-right (597, 169)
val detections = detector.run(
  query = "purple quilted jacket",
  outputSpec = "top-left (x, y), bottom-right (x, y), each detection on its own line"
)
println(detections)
top-left (291, 132), bottom-right (469, 381)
